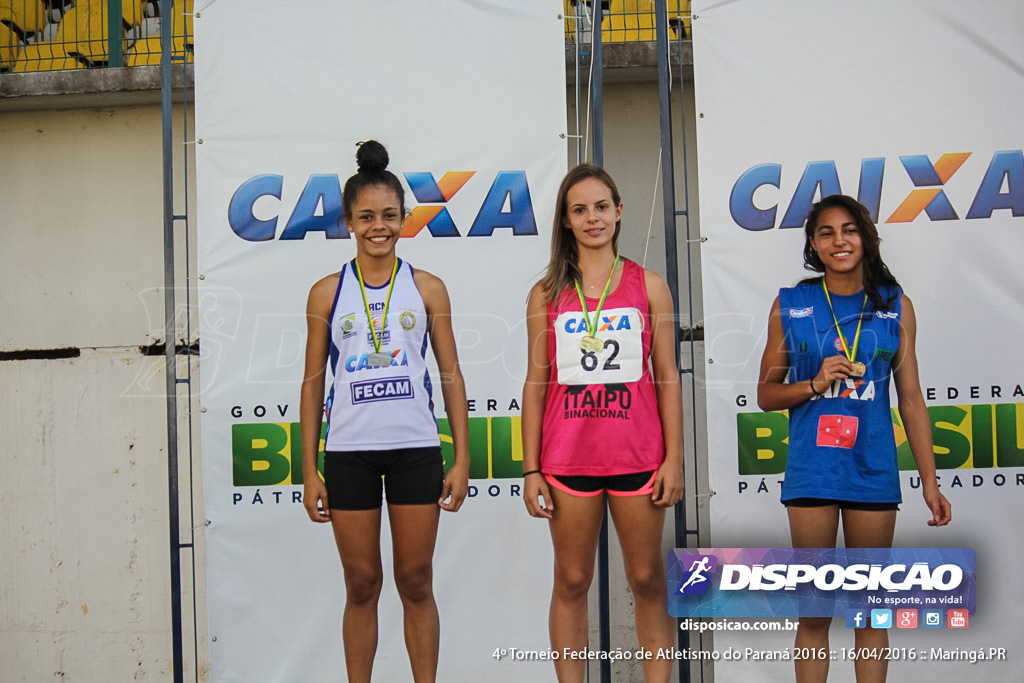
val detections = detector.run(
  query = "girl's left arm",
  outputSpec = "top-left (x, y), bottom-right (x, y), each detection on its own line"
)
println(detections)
top-left (416, 270), bottom-right (471, 512)
top-left (646, 270), bottom-right (684, 507)
top-left (892, 293), bottom-right (951, 526)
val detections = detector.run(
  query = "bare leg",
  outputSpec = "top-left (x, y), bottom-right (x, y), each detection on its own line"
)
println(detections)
top-left (388, 503), bottom-right (442, 683)
top-left (331, 509), bottom-right (384, 683)
top-left (842, 509), bottom-right (897, 683)
top-left (547, 487), bottom-right (606, 683)
top-left (788, 505), bottom-right (841, 683)
top-left (608, 495), bottom-right (674, 683)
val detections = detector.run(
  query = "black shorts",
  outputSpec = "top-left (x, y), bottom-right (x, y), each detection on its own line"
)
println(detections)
top-left (546, 470), bottom-right (657, 497)
top-left (324, 446), bottom-right (444, 511)
top-left (784, 497), bottom-right (900, 512)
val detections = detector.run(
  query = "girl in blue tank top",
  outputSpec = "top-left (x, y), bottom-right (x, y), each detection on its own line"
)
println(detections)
top-left (757, 194), bottom-right (951, 683)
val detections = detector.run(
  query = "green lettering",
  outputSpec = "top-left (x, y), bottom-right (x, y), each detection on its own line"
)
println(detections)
top-left (995, 403), bottom-right (1024, 467)
top-left (737, 411), bottom-right (788, 475)
top-left (232, 423), bottom-right (291, 486)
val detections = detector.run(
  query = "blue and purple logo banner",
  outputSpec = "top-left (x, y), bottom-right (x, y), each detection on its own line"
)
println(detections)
top-left (667, 548), bottom-right (975, 618)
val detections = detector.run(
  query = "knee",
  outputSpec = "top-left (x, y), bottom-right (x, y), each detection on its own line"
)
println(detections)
top-left (394, 563), bottom-right (434, 604)
top-left (798, 617), bottom-right (832, 636)
top-left (553, 564), bottom-right (594, 602)
top-left (623, 562), bottom-right (665, 602)
top-left (344, 566), bottom-right (383, 606)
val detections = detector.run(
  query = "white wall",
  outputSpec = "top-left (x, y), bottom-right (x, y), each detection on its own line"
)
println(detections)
top-left (0, 103), bottom-right (207, 682)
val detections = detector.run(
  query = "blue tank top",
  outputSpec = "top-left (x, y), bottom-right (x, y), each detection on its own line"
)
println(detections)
top-left (779, 281), bottom-right (903, 503)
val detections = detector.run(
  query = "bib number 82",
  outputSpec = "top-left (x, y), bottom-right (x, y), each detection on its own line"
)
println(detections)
top-left (581, 339), bottom-right (621, 371)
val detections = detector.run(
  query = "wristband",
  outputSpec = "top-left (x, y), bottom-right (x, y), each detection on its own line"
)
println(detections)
top-left (809, 378), bottom-right (822, 397)
top-left (522, 469), bottom-right (542, 477)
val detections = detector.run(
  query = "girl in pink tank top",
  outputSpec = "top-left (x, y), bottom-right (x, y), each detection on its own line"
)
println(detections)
top-left (521, 164), bottom-right (684, 683)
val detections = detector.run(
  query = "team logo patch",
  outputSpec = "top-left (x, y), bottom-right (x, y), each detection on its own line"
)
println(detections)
top-left (350, 377), bottom-right (413, 404)
top-left (339, 314), bottom-right (358, 339)
top-left (816, 414), bottom-right (859, 448)
top-left (875, 310), bottom-right (899, 320)
top-left (789, 306), bottom-right (813, 318)
top-left (399, 311), bottom-right (416, 330)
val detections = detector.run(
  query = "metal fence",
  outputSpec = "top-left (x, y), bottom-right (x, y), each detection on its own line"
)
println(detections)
top-left (564, 0), bottom-right (692, 44)
top-left (0, 0), bottom-right (691, 73)
top-left (0, 0), bottom-right (192, 72)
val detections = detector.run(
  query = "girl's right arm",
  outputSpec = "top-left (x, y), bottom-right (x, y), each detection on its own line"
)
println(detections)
top-left (300, 275), bottom-right (337, 523)
top-left (757, 296), bottom-right (854, 411)
top-left (521, 283), bottom-right (554, 518)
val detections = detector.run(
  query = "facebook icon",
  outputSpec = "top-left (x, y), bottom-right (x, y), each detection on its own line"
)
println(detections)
top-left (845, 609), bottom-right (867, 629)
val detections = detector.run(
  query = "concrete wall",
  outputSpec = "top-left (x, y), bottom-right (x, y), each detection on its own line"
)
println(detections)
top-left (0, 67), bottom-right (706, 683)
top-left (0, 102), bottom-right (207, 682)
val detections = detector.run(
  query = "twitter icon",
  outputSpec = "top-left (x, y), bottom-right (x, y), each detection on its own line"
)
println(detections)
top-left (870, 609), bottom-right (893, 629)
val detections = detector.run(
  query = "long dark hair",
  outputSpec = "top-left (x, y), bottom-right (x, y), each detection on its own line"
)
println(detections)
top-left (802, 194), bottom-right (899, 311)
top-left (342, 140), bottom-right (406, 220)
top-left (539, 164), bottom-right (622, 303)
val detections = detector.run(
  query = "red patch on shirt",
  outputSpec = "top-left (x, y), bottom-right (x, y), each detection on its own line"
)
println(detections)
top-left (816, 414), bottom-right (859, 449)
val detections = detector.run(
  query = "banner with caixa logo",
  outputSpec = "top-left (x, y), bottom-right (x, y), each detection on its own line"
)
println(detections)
top-left (693, 0), bottom-right (1024, 680)
top-left (194, 2), bottom-right (567, 681)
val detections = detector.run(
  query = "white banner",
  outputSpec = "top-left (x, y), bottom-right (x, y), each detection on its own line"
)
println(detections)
top-left (693, 0), bottom-right (1023, 680)
top-left (194, 2), bottom-right (566, 680)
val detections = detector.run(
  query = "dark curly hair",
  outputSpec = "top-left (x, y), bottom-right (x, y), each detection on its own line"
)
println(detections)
top-left (342, 140), bottom-right (406, 220)
top-left (802, 194), bottom-right (899, 311)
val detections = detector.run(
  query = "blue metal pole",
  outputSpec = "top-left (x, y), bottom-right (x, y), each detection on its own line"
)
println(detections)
top-left (161, 1), bottom-right (185, 681)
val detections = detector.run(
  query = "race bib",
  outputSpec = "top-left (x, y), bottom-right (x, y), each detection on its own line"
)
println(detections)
top-left (554, 306), bottom-right (644, 385)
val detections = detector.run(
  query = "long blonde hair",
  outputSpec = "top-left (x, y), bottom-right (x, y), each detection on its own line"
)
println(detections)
top-left (539, 164), bottom-right (622, 303)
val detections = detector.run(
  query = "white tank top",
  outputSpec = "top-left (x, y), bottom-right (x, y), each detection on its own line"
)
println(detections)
top-left (323, 258), bottom-right (440, 451)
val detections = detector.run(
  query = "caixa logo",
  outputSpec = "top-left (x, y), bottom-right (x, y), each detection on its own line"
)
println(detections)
top-left (227, 170), bottom-right (537, 241)
top-left (730, 150), bottom-right (1024, 230)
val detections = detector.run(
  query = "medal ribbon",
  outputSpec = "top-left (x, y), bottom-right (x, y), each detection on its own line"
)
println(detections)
top-left (574, 254), bottom-right (621, 338)
top-left (354, 257), bottom-right (398, 354)
top-left (821, 280), bottom-right (867, 364)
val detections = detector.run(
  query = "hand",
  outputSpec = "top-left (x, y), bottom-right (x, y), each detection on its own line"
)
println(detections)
top-left (651, 461), bottom-right (684, 507)
top-left (523, 472), bottom-right (553, 519)
top-left (303, 478), bottom-right (331, 523)
top-left (439, 464), bottom-right (469, 512)
top-left (812, 354), bottom-right (856, 395)
top-left (923, 486), bottom-right (951, 526)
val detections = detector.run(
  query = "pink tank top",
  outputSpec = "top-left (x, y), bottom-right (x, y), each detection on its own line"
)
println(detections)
top-left (540, 259), bottom-right (665, 476)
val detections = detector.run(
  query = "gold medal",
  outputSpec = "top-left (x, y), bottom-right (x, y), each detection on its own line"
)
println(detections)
top-left (574, 254), bottom-right (621, 354)
top-left (822, 281), bottom-right (868, 377)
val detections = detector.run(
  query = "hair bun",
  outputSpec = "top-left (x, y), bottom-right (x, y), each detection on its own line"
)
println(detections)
top-left (356, 140), bottom-right (389, 174)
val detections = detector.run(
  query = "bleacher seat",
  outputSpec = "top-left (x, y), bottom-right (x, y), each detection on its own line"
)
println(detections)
top-left (0, 0), bottom-right (46, 39)
top-left (126, 0), bottom-right (193, 65)
top-left (12, 39), bottom-right (83, 71)
top-left (125, 33), bottom-right (191, 65)
top-left (53, 0), bottom-right (147, 66)
top-left (0, 21), bottom-right (20, 71)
